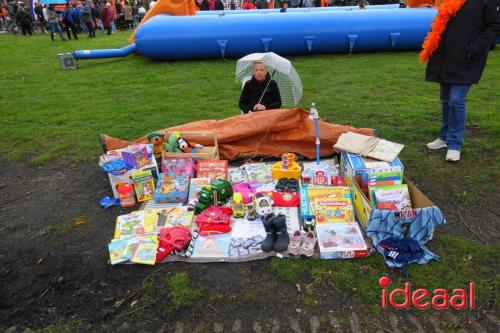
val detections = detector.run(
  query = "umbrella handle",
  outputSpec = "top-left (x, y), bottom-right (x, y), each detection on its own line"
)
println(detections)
top-left (256, 70), bottom-right (277, 107)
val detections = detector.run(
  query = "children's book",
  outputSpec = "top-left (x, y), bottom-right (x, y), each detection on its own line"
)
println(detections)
top-left (131, 170), bottom-right (155, 202)
top-left (108, 238), bottom-right (134, 265)
top-left (243, 163), bottom-right (273, 184)
top-left (191, 234), bottom-right (231, 258)
top-left (187, 178), bottom-right (211, 209)
top-left (228, 167), bottom-right (249, 184)
top-left (196, 160), bottom-right (228, 180)
top-left (373, 184), bottom-right (412, 211)
top-left (130, 236), bottom-right (159, 265)
top-left (161, 157), bottom-right (195, 177)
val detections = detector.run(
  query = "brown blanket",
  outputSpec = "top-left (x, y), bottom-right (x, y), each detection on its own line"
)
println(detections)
top-left (100, 108), bottom-right (374, 160)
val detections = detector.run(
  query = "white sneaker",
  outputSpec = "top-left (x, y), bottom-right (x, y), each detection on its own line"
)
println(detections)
top-left (426, 138), bottom-right (447, 150)
top-left (446, 150), bottom-right (461, 162)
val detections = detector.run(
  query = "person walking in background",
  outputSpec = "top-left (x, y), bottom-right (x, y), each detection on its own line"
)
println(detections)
top-left (47, 4), bottom-right (65, 41)
top-left (199, 0), bottom-right (210, 10)
top-left (34, 2), bottom-right (46, 32)
top-left (215, 0), bottom-right (225, 9)
top-left (101, 2), bottom-right (112, 35)
top-left (82, 1), bottom-right (95, 37)
top-left (42, 4), bottom-right (49, 26)
top-left (62, 3), bottom-right (79, 39)
top-left (124, 1), bottom-right (133, 29)
top-left (138, 2), bottom-right (146, 21)
top-left (91, 1), bottom-right (104, 33)
top-left (16, 3), bottom-right (32, 36)
top-left (421, 0), bottom-right (500, 162)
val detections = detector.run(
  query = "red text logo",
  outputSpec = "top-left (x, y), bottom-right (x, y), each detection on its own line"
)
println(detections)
top-left (379, 276), bottom-right (475, 310)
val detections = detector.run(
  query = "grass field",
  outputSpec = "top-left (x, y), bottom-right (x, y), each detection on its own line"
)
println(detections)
top-left (1, 31), bottom-right (499, 317)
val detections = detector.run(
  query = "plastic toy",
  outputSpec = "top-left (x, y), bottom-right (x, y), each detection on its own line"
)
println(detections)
top-left (246, 202), bottom-right (257, 221)
top-left (116, 184), bottom-right (136, 207)
top-left (99, 195), bottom-right (120, 209)
top-left (231, 192), bottom-right (246, 218)
top-left (272, 153), bottom-right (301, 180)
top-left (147, 132), bottom-right (166, 159)
top-left (194, 179), bottom-right (234, 214)
top-left (254, 192), bottom-right (273, 217)
top-left (156, 225), bottom-right (193, 263)
top-left (232, 182), bottom-right (255, 203)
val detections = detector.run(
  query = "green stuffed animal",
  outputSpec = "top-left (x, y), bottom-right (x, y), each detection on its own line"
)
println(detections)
top-left (165, 132), bottom-right (183, 153)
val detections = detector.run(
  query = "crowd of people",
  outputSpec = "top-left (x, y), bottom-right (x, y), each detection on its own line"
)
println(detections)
top-left (0, 0), bottom-right (149, 39)
top-left (0, 0), bottom-right (403, 38)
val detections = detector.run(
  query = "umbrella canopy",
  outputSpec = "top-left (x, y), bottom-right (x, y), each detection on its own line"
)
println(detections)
top-left (236, 52), bottom-right (302, 107)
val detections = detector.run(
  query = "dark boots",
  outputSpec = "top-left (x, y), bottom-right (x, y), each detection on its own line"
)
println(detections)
top-left (260, 213), bottom-right (289, 252)
top-left (261, 214), bottom-right (276, 252)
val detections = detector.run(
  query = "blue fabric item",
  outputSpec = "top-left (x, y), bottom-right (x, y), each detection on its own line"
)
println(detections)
top-left (102, 159), bottom-right (130, 175)
top-left (366, 207), bottom-right (446, 270)
top-left (380, 237), bottom-right (424, 278)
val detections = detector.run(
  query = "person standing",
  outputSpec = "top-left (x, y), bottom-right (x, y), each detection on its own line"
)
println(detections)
top-left (101, 2), bottom-right (113, 35)
top-left (81, 1), bottom-right (95, 37)
top-left (124, 1), bottom-right (133, 29)
top-left (34, 2), bottom-right (45, 31)
top-left (421, 0), bottom-right (500, 162)
top-left (16, 4), bottom-right (32, 36)
top-left (47, 5), bottom-right (65, 41)
top-left (62, 3), bottom-right (79, 39)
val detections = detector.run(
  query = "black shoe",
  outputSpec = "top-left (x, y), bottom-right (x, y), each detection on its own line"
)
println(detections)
top-left (273, 214), bottom-right (289, 252)
top-left (260, 213), bottom-right (276, 252)
top-left (287, 178), bottom-right (299, 192)
top-left (275, 178), bottom-right (288, 192)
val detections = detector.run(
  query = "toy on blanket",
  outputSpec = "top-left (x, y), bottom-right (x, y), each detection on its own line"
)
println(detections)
top-left (147, 132), bottom-right (166, 159)
top-left (165, 132), bottom-right (203, 154)
top-left (194, 179), bottom-right (233, 215)
top-left (195, 206), bottom-right (233, 236)
top-left (156, 225), bottom-right (193, 263)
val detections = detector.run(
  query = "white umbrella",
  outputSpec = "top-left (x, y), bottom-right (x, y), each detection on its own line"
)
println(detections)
top-left (236, 52), bottom-right (303, 107)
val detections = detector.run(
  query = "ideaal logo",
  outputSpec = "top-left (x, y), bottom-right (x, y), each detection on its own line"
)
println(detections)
top-left (379, 276), bottom-right (475, 310)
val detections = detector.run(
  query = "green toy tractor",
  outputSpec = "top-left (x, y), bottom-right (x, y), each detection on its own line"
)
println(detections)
top-left (194, 179), bottom-right (233, 215)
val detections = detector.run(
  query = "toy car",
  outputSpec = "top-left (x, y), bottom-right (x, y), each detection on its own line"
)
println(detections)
top-left (194, 179), bottom-right (233, 214)
top-left (231, 192), bottom-right (245, 218)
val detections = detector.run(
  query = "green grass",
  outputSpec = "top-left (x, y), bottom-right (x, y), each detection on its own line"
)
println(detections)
top-left (270, 235), bottom-right (499, 311)
top-left (167, 272), bottom-right (203, 312)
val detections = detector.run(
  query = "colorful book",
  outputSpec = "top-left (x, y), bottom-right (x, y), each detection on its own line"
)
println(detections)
top-left (130, 236), bottom-right (159, 265)
top-left (196, 160), bottom-right (228, 180)
top-left (228, 167), bottom-right (248, 184)
top-left (314, 198), bottom-right (355, 223)
top-left (243, 163), bottom-right (273, 184)
top-left (131, 170), bottom-right (155, 202)
top-left (187, 178), bottom-right (211, 208)
top-left (154, 172), bottom-right (190, 203)
top-left (114, 211), bottom-right (156, 239)
top-left (373, 184), bottom-right (412, 211)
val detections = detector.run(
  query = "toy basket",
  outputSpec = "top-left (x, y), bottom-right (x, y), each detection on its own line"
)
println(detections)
top-left (162, 131), bottom-right (219, 160)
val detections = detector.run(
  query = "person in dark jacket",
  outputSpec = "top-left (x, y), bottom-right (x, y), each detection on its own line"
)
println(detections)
top-left (199, 0), bottom-right (210, 10)
top-left (239, 61), bottom-right (282, 113)
top-left (16, 4), bottom-right (32, 36)
top-left (214, 0), bottom-right (225, 10)
top-left (422, 0), bottom-right (500, 162)
top-left (62, 4), bottom-right (79, 40)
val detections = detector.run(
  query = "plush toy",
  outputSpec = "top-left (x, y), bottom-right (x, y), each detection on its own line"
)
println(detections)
top-left (147, 132), bottom-right (166, 159)
top-left (166, 132), bottom-right (183, 153)
top-left (177, 137), bottom-right (203, 154)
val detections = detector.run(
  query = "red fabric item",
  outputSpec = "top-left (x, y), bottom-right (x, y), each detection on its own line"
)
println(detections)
top-left (155, 225), bottom-right (192, 263)
top-left (195, 206), bottom-right (232, 236)
top-left (272, 191), bottom-right (300, 207)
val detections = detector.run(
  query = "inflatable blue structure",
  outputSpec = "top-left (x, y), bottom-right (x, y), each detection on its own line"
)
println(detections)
top-left (194, 4), bottom-right (399, 15)
top-left (69, 8), bottom-right (438, 64)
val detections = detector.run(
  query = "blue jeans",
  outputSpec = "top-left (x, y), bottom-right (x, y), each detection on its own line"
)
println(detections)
top-left (438, 83), bottom-right (471, 151)
top-left (49, 22), bottom-right (65, 41)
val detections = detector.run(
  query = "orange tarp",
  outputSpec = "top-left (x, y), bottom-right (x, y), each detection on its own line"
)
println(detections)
top-left (100, 108), bottom-right (374, 160)
top-left (129, 0), bottom-right (196, 43)
top-left (407, 0), bottom-right (435, 7)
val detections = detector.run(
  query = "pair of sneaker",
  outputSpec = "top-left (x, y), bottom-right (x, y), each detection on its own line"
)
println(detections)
top-left (426, 138), bottom-right (460, 162)
top-left (275, 178), bottom-right (299, 192)
top-left (288, 230), bottom-right (317, 257)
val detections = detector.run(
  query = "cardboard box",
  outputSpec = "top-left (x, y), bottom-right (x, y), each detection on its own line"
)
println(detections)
top-left (316, 223), bottom-right (369, 259)
top-left (100, 145), bottom-right (159, 199)
top-left (340, 151), bottom-right (403, 187)
top-left (162, 131), bottom-right (219, 160)
top-left (350, 175), bottom-right (439, 228)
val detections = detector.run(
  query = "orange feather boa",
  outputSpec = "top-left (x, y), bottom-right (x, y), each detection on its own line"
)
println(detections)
top-left (419, 0), bottom-right (468, 63)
